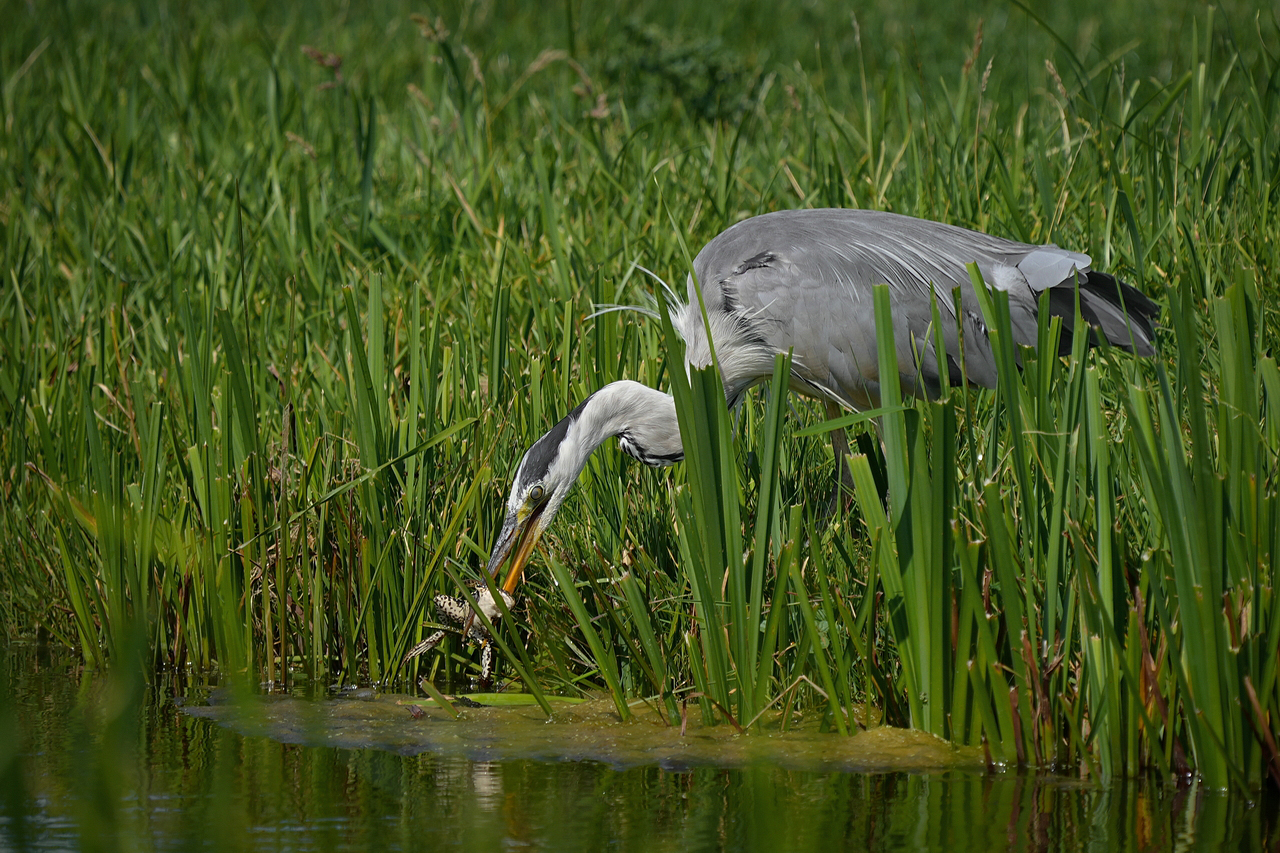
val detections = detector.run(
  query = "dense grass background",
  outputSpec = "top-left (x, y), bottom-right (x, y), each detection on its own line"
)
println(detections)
top-left (2, 0), bottom-right (1278, 789)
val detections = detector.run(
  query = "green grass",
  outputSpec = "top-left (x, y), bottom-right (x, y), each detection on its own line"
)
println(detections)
top-left (1, 0), bottom-right (1278, 791)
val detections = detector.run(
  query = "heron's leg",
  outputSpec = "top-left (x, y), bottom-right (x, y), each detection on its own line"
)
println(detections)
top-left (825, 401), bottom-right (856, 508)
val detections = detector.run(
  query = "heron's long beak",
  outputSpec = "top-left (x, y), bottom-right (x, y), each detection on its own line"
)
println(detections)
top-left (485, 501), bottom-right (549, 595)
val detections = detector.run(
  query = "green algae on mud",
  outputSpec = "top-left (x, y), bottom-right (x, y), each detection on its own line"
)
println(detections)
top-left (182, 692), bottom-right (983, 773)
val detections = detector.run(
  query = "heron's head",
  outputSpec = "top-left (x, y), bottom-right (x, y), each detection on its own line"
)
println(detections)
top-left (484, 381), bottom-right (681, 595)
top-left (485, 396), bottom-right (595, 594)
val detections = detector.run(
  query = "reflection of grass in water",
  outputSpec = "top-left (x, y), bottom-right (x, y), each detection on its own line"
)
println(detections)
top-left (0, 0), bottom-right (1278, 793)
top-left (2, 650), bottom-right (1279, 849)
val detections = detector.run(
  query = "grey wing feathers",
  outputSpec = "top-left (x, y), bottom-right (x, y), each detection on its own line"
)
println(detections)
top-left (1015, 247), bottom-right (1092, 291)
top-left (690, 209), bottom-right (1157, 408)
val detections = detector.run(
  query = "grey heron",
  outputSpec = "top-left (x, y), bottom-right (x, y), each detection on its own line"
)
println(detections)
top-left (484, 208), bottom-right (1157, 596)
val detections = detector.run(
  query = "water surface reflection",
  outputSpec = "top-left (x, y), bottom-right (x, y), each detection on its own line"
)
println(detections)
top-left (2, 656), bottom-right (1276, 852)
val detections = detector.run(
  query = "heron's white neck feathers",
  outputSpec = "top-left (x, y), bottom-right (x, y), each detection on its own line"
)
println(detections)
top-left (540, 381), bottom-right (681, 512)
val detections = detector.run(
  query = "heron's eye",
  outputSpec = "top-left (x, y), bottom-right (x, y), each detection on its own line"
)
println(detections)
top-left (529, 484), bottom-right (545, 503)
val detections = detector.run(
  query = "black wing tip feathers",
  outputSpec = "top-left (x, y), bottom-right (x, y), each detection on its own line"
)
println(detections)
top-left (1048, 271), bottom-right (1159, 356)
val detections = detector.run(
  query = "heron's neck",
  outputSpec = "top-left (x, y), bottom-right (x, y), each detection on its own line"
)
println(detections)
top-left (550, 380), bottom-right (683, 486)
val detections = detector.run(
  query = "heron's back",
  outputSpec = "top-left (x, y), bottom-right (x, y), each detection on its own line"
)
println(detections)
top-left (684, 209), bottom-right (1156, 409)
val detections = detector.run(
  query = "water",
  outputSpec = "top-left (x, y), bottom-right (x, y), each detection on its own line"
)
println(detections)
top-left (2, 651), bottom-right (1276, 852)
